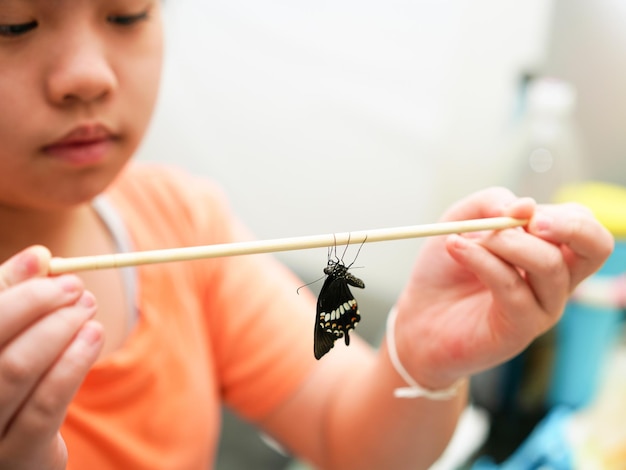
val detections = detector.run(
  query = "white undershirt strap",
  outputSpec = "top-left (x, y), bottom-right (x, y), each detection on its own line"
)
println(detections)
top-left (92, 196), bottom-right (139, 329)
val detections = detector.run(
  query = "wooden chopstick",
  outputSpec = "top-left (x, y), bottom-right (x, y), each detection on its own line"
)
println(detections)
top-left (48, 217), bottom-right (528, 274)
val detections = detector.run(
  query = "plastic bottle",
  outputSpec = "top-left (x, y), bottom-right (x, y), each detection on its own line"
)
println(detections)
top-left (511, 77), bottom-right (588, 204)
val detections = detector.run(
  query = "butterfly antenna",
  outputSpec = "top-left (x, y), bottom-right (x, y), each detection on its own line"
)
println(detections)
top-left (348, 234), bottom-right (367, 268)
top-left (340, 232), bottom-right (351, 263)
top-left (331, 233), bottom-right (341, 263)
top-left (327, 238), bottom-right (334, 263)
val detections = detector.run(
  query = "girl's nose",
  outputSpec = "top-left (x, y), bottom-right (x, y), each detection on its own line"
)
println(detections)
top-left (45, 31), bottom-right (118, 106)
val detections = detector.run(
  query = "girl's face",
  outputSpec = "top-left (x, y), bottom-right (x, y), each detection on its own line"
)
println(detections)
top-left (0, 0), bottom-right (163, 211)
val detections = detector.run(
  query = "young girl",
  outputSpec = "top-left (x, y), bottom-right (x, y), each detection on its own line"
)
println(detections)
top-left (0, 2), bottom-right (613, 469)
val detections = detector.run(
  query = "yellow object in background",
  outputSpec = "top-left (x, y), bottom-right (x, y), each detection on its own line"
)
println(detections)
top-left (555, 181), bottom-right (626, 238)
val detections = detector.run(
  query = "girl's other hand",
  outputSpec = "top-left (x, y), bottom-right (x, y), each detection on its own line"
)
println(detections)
top-left (0, 246), bottom-right (103, 470)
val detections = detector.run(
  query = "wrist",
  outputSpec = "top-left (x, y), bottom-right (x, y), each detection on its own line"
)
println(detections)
top-left (385, 306), bottom-right (466, 399)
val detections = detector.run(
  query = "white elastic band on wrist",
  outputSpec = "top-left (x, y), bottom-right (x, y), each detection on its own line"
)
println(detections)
top-left (386, 307), bottom-right (462, 399)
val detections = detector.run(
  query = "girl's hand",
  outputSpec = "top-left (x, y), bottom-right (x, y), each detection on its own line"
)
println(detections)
top-left (0, 246), bottom-right (103, 470)
top-left (394, 187), bottom-right (614, 390)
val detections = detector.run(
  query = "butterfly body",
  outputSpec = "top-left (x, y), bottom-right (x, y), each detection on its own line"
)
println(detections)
top-left (314, 259), bottom-right (365, 360)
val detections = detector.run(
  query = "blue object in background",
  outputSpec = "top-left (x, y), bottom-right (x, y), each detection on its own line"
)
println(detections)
top-left (598, 241), bottom-right (626, 277)
top-left (471, 408), bottom-right (574, 470)
top-left (547, 241), bottom-right (626, 409)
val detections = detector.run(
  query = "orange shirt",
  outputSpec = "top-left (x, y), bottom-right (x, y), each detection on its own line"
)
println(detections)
top-left (62, 164), bottom-right (318, 469)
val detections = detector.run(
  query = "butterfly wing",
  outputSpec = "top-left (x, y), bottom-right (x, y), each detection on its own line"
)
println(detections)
top-left (314, 266), bottom-right (364, 360)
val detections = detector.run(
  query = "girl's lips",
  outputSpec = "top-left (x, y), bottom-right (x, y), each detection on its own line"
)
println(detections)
top-left (44, 138), bottom-right (115, 166)
top-left (43, 124), bottom-right (117, 166)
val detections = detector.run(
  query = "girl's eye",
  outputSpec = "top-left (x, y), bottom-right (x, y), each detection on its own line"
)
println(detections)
top-left (0, 21), bottom-right (37, 37)
top-left (107, 11), bottom-right (149, 26)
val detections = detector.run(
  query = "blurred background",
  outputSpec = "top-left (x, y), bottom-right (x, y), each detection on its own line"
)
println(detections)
top-left (136, 0), bottom-right (626, 468)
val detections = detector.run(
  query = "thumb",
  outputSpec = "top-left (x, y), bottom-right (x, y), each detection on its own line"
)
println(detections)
top-left (0, 245), bottom-right (52, 291)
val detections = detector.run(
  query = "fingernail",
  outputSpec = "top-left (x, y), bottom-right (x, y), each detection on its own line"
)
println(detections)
top-left (55, 274), bottom-right (82, 293)
top-left (77, 290), bottom-right (96, 308)
top-left (450, 234), bottom-right (470, 249)
top-left (532, 214), bottom-right (553, 233)
top-left (12, 246), bottom-right (51, 280)
top-left (14, 251), bottom-right (40, 279)
top-left (76, 321), bottom-right (103, 346)
top-left (463, 230), bottom-right (488, 240)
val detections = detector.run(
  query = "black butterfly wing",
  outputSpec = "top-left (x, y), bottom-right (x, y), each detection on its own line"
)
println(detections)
top-left (314, 275), bottom-right (340, 360)
top-left (314, 266), bottom-right (364, 360)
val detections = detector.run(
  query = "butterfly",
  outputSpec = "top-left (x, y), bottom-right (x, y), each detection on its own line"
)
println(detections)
top-left (314, 243), bottom-right (365, 360)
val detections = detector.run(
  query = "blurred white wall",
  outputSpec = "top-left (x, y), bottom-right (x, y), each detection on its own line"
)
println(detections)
top-left (137, 0), bottom-right (553, 300)
top-left (545, 0), bottom-right (626, 187)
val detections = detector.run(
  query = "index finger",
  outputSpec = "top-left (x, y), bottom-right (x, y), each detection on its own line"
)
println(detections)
top-left (0, 246), bottom-right (52, 292)
top-left (527, 203), bottom-right (614, 288)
